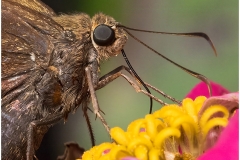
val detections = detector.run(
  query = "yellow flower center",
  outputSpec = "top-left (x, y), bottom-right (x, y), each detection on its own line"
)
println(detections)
top-left (82, 96), bottom-right (230, 160)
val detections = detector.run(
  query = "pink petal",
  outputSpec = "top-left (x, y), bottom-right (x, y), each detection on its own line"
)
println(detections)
top-left (185, 81), bottom-right (229, 99)
top-left (197, 110), bottom-right (239, 160)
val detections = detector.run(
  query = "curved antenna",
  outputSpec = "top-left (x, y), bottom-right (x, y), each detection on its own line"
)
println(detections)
top-left (121, 49), bottom-right (153, 113)
top-left (118, 24), bottom-right (217, 56)
top-left (121, 29), bottom-right (212, 96)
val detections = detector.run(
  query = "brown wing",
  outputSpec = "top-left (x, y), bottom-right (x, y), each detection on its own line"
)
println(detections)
top-left (3, 0), bottom-right (56, 16)
top-left (1, 0), bottom-right (64, 159)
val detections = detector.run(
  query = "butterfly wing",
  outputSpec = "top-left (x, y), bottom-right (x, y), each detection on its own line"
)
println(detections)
top-left (2, 0), bottom-right (64, 159)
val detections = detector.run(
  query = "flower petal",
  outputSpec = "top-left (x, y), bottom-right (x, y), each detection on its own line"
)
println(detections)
top-left (185, 81), bottom-right (229, 99)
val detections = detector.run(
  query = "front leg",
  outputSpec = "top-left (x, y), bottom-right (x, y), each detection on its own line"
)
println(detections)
top-left (85, 67), bottom-right (110, 133)
top-left (96, 65), bottom-right (169, 106)
top-left (87, 48), bottom-right (99, 87)
top-left (85, 48), bottom-right (110, 132)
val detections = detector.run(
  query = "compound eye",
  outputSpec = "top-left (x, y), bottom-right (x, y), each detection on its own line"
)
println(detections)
top-left (93, 24), bottom-right (115, 46)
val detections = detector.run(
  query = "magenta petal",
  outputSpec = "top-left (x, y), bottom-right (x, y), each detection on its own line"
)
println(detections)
top-left (185, 81), bottom-right (229, 99)
top-left (197, 110), bottom-right (239, 160)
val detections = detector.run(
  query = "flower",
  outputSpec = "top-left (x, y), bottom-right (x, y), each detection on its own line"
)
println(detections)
top-left (186, 81), bottom-right (239, 160)
top-left (82, 82), bottom-right (238, 160)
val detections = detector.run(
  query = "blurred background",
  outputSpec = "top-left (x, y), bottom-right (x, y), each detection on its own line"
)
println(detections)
top-left (38, 0), bottom-right (238, 159)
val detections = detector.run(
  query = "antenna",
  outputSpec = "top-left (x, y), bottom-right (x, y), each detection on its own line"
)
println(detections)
top-left (119, 24), bottom-right (216, 96)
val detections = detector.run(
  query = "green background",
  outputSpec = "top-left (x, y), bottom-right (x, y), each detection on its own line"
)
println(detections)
top-left (38, 1), bottom-right (238, 159)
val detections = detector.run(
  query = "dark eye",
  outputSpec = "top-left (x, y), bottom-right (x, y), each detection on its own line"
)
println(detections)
top-left (93, 24), bottom-right (115, 46)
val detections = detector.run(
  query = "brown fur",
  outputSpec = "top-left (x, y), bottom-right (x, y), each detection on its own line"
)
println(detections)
top-left (2, 0), bottom-right (127, 159)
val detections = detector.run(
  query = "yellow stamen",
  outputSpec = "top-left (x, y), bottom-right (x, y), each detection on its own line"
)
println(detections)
top-left (193, 96), bottom-right (207, 114)
top-left (199, 105), bottom-right (229, 130)
top-left (108, 145), bottom-right (131, 159)
top-left (182, 98), bottom-right (198, 122)
top-left (153, 105), bottom-right (184, 119)
top-left (145, 114), bottom-right (159, 141)
top-left (134, 145), bottom-right (148, 160)
top-left (153, 127), bottom-right (181, 149)
top-left (149, 148), bottom-right (161, 160)
top-left (202, 117), bottom-right (228, 137)
top-left (110, 127), bottom-right (129, 146)
top-left (127, 119), bottom-right (145, 136)
top-left (127, 136), bottom-right (153, 152)
top-left (171, 115), bottom-right (198, 140)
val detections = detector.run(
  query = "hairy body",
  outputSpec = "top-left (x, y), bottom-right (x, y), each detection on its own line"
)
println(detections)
top-left (2, 0), bottom-right (127, 159)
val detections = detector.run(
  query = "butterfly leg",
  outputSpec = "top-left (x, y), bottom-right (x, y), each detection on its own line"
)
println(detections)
top-left (96, 65), bottom-right (169, 105)
top-left (26, 113), bottom-right (63, 160)
top-left (85, 67), bottom-right (110, 133)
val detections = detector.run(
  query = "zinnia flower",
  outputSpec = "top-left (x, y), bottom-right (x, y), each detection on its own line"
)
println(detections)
top-left (81, 82), bottom-right (238, 160)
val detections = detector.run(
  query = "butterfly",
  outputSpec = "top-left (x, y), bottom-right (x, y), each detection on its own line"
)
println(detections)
top-left (2, 0), bottom-right (127, 159)
top-left (2, 0), bottom-right (216, 159)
